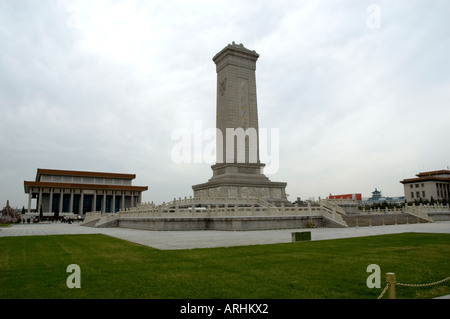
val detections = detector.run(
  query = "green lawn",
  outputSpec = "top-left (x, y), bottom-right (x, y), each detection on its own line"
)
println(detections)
top-left (0, 233), bottom-right (449, 299)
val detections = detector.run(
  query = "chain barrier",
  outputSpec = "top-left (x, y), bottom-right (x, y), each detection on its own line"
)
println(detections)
top-left (377, 274), bottom-right (450, 299)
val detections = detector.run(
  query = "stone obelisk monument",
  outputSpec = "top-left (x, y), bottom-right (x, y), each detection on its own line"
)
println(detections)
top-left (192, 42), bottom-right (289, 205)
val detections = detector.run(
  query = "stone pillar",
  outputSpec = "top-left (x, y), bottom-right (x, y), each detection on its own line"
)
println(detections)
top-left (122, 192), bottom-right (125, 210)
top-left (102, 192), bottom-right (106, 213)
top-left (213, 42), bottom-right (261, 164)
top-left (93, 192), bottom-right (97, 212)
top-left (49, 188), bottom-right (53, 213)
top-left (59, 191), bottom-right (63, 213)
top-left (37, 188), bottom-right (42, 214)
top-left (69, 190), bottom-right (74, 213)
top-left (191, 43), bottom-right (289, 206)
top-left (27, 191), bottom-right (32, 214)
top-left (112, 191), bottom-right (116, 213)
top-left (79, 191), bottom-right (84, 214)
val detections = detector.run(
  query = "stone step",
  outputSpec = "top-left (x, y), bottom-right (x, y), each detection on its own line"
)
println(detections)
top-left (342, 213), bottom-right (430, 227)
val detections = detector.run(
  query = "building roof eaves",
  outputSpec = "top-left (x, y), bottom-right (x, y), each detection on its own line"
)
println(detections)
top-left (36, 168), bottom-right (136, 181)
top-left (400, 176), bottom-right (450, 184)
top-left (416, 169), bottom-right (450, 177)
top-left (24, 181), bottom-right (148, 193)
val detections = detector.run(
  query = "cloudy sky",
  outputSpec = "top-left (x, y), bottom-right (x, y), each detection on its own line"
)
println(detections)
top-left (1, 0), bottom-right (449, 208)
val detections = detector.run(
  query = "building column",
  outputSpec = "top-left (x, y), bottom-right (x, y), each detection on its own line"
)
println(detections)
top-left (102, 193), bottom-right (106, 213)
top-left (69, 190), bottom-right (74, 213)
top-left (122, 192), bottom-right (125, 210)
top-left (49, 188), bottom-right (53, 213)
top-left (130, 192), bottom-right (134, 207)
top-left (112, 191), bottom-right (116, 213)
top-left (59, 191), bottom-right (63, 213)
top-left (79, 191), bottom-right (84, 215)
top-left (37, 188), bottom-right (42, 214)
top-left (93, 192), bottom-right (97, 212)
top-left (27, 191), bottom-right (32, 214)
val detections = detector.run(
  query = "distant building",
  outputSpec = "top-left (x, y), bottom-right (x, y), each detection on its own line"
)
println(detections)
top-left (24, 169), bottom-right (148, 215)
top-left (326, 194), bottom-right (362, 214)
top-left (328, 193), bottom-right (362, 200)
top-left (370, 188), bottom-right (382, 201)
top-left (1, 200), bottom-right (20, 222)
top-left (400, 170), bottom-right (450, 203)
top-left (361, 188), bottom-right (405, 206)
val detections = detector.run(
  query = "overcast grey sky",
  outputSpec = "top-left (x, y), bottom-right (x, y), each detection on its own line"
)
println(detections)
top-left (1, 0), bottom-right (449, 208)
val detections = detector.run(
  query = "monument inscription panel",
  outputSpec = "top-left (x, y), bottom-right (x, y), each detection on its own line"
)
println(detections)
top-left (238, 78), bottom-right (250, 129)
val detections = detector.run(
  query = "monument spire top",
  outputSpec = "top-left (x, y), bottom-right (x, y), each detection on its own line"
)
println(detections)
top-left (213, 42), bottom-right (259, 70)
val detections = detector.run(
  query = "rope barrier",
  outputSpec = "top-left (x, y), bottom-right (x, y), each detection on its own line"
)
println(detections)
top-left (377, 283), bottom-right (390, 299)
top-left (397, 276), bottom-right (450, 288)
top-left (377, 273), bottom-right (450, 299)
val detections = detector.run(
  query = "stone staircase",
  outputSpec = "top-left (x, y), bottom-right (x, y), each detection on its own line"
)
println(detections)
top-left (80, 212), bottom-right (101, 227)
top-left (342, 213), bottom-right (431, 227)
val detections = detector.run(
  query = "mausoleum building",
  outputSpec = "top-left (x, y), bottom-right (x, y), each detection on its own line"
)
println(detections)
top-left (24, 169), bottom-right (148, 215)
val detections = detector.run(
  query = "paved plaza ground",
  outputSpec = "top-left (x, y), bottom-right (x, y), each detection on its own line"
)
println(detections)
top-left (1, 221), bottom-right (449, 250)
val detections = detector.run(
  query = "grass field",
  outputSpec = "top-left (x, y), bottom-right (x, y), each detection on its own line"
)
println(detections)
top-left (0, 232), bottom-right (449, 299)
